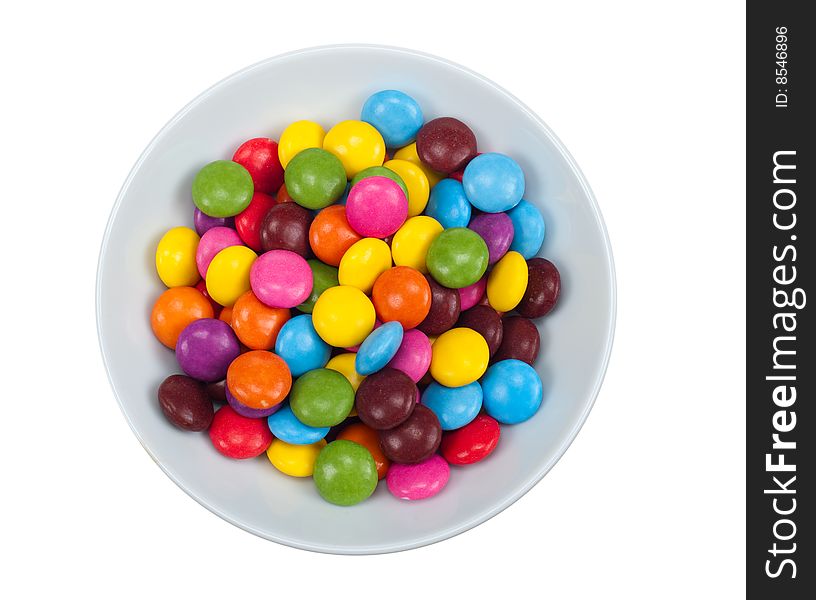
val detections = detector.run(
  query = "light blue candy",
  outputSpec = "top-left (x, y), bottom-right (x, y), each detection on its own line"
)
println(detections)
top-left (361, 90), bottom-right (424, 148)
top-left (425, 179), bottom-right (472, 228)
top-left (355, 321), bottom-right (404, 375)
top-left (421, 381), bottom-right (483, 430)
top-left (481, 359), bottom-right (543, 424)
top-left (507, 200), bottom-right (545, 259)
top-left (274, 314), bottom-right (331, 377)
top-left (267, 404), bottom-right (329, 445)
top-left (462, 153), bottom-right (525, 213)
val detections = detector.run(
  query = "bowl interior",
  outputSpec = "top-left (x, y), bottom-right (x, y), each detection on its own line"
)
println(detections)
top-left (97, 45), bottom-right (615, 554)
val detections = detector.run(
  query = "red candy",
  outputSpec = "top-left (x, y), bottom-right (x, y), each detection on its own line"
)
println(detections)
top-left (235, 191), bottom-right (276, 251)
top-left (208, 405), bottom-right (273, 459)
top-left (232, 138), bottom-right (285, 194)
top-left (441, 414), bottom-right (501, 465)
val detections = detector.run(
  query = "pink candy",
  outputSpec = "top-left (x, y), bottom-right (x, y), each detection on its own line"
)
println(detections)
top-left (345, 176), bottom-right (408, 238)
top-left (196, 226), bottom-right (243, 277)
top-left (458, 275), bottom-right (487, 311)
top-left (386, 454), bottom-right (450, 500)
top-left (387, 328), bottom-right (432, 383)
top-left (250, 249), bottom-right (313, 308)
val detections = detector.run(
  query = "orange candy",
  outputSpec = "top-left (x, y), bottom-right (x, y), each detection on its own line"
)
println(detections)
top-left (231, 290), bottom-right (291, 350)
top-left (227, 350), bottom-right (292, 409)
top-left (218, 306), bottom-right (233, 324)
top-left (337, 422), bottom-right (390, 479)
top-left (276, 183), bottom-right (294, 203)
top-left (371, 266), bottom-right (432, 329)
top-left (150, 286), bottom-right (214, 349)
top-left (309, 205), bottom-right (362, 266)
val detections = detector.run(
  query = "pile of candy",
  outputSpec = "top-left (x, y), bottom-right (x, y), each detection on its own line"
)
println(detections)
top-left (151, 90), bottom-right (561, 506)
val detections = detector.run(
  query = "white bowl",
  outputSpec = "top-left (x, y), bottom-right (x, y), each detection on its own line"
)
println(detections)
top-left (97, 44), bottom-right (616, 554)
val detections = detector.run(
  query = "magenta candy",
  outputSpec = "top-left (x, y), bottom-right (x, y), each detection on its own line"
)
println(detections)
top-left (175, 318), bottom-right (241, 382)
top-left (387, 328), bottom-right (432, 383)
top-left (250, 249), bottom-right (313, 308)
top-left (386, 454), bottom-right (450, 500)
top-left (225, 385), bottom-right (282, 418)
top-left (458, 275), bottom-right (487, 310)
top-left (346, 176), bottom-right (408, 238)
top-left (195, 226), bottom-right (244, 277)
top-left (468, 213), bottom-right (514, 265)
top-left (194, 208), bottom-right (234, 236)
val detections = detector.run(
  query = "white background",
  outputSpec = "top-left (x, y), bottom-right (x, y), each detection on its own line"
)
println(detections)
top-left (1, 1), bottom-right (745, 597)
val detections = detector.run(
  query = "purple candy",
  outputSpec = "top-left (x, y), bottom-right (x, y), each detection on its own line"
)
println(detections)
top-left (468, 212), bottom-right (514, 265)
top-left (194, 207), bottom-right (235, 236)
top-left (176, 318), bottom-right (240, 382)
top-left (225, 385), bottom-right (282, 418)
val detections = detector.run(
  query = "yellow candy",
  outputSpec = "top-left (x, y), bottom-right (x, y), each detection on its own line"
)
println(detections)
top-left (205, 245), bottom-right (257, 307)
top-left (393, 142), bottom-right (444, 188)
top-left (486, 251), bottom-right (529, 312)
top-left (338, 238), bottom-right (392, 294)
top-left (323, 120), bottom-right (385, 178)
top-left (278, 120), bottom-right (326, 169)
top-left (384, 159), bottom-right (430, 216)
top-left (430, 327), bottom-right (489, 387)
top-left (267, 438), bottom-right (326, 477)
top-left (312, 285), bottom-right (376, 347)
top-left (155, 226), bottom-right (200, 288)
top-left (391, 216), bottom-right (443, 274)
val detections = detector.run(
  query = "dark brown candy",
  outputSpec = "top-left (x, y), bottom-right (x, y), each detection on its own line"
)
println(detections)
top-left (457, 305), bottom-right (503, 356)
top-left (259, 202), bottom-right (313, 257)
top-left (416, 117), bottom-right (477, 174)
top-left (516, 258), bottom-right (561, 318)
top-left (378, 404), bottom-right (442, 464)
top-left (204, 379), bottom-right (228, 404)
top-left (417, 274), bottom-right (461, 335)
top-left (355, 367), bottom-right (417, 430)
top-left (158, 374), bottom-right (214, 431)
top-left (492, 316), bottom-right (540, 365)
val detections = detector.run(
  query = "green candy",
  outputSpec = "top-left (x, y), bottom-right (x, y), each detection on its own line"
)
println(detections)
top-left (426, 227), bottom-right (489, 288)
top-left (284, 148), bottom-right (347, 210)
top-left (350, 166), bottom-right (408, 198)
top-left (192, 160), bottom-right (254, 217)
top-left (297, 260), bottom-right (339, 313)
top-left (290, 368), bottom-right (354, 427)
top-left (313, 440), bottom-right (378, 506)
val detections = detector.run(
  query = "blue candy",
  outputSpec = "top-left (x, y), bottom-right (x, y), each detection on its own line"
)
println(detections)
top-left (355, 321), bottom-right (404, 375)
top-left (507, 200), bottom-right (545, 259)
top-left (462, 153), bottom-right (525, 213)
top-left (421, 381), bottom-right (483, 430)
top-left (361, 90), bottom-right (424, 148)
top-left (481, 359), bottom-right (543, 424)
top-left (425, 179), bottom-right (472, 228)
top-left (267, 404), bottom-right (329, 445)
top-left (274, 314), bottom-right (331, 377)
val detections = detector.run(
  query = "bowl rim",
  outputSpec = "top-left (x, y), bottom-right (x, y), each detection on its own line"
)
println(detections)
top-left (96, 43), bottom-right (617, 555)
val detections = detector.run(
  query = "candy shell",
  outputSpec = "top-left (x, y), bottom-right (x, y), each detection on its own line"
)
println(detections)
top-left (338, 238), bottom-right (392, 294)
top-left (393, 141), bottom-right (444, 187)
top-left (391, 216), bottom-right (443, 274)
top-left (274, 314), bottom-right (331, 376)
top-left (150, 286), bottom-right (215, 349)
top-left (290, 368), bottom-right (355, 427)
top-left (250, 249), bottom-right (313, 309)
top-left (195, 226), bottom-right (243, 278)
top-left (425, 179), bottom-right (471, 229)
top-left (192, 160), bottom-right (254, 218)
top-left (430, 327), bottom-right (489, 387)
top-left (176, 318), bottom-right (240, 382)
top-left (421, 381), bottom-right (483, 430)
top-left (355, 367), bottom-right (416, 430)
top-left (278, 120), bottom-right (326, 169)
top-left (260, 202), bottom-right (313, 257)
top-left (346, 176), bottom-right (408, 238)
top-left (486, 251), bottom-right (529, 312)
top-left (416, 117), bottom-right (477, 174)
top-left (440, 414), bottom-right (500, 465)
top-left (493, 316), bottom-right (540, 365)
top-left (462, 153), bottom-right (524, 213)
top-left (468, 212), bottom-right (514, 265)
top-left (209, 405), bottom-right (273, 459)
top-left (383, 159), bottom-right (430, 216)
top-left (194, 208), bottom-right (234, 236)
top-left (284, 148), bottom-right (346, 210)
top-left (205, 245), bottom-right (257, 307)
top-left (267, 438), bottom-right (326, 477)
top-left (361, 90), bottom-right (424, 147)
top-left (232, 138), bottom-right (284, 194)
top-left (457, 305), bottom-right (503, 356)
top-left (482, 359), bottom-right (543, 424)
top-left (313, 440), bottom-right (378, 506)
top-left (379, 404), bottom-right (442, 464)
top-left (507, 200), bottom-right (546, 259)
top-left (371, 266), bottom-right (431, 329)
top-left (308, 205), bottom-right (362, 266)
top-left (325, 353), bottom-right (366, 392)
top-left (387, 328), bottom-right (432, 383)
top-left (426, 228), bottom-right (488, 289)
top-left (350, 165), bottom-right (408, 198)
top-left (355, 321), bottom-right (404, 375)
top-left (417, 274), bottom-right (461, 336)
top-left (297, 259), bottom-right (339, 314)
top-left (158, 374), bottom-right (214, 431)
top-left (225, 384), bottom-right (281, 418)
top-left (226, 350), bottom-right (291, 409)
top-left (267, 404), bottom-right (329, 445)
top-left (235, 191), bottom-right (276, 251)
top-left (155, 226), bottom-right (200, 288)
top-left (336, 422), bottom-right (390, 479)
top-left (386, 454), bottom-right (450, 500)
top-left (322, 120), bottom-right (386, 178)
top-left (516, 258), bottom-right (561, 318)
top-left (312, 285), bottom-right (376, 348)
top-left (230, 290), bottom-right (290, 350)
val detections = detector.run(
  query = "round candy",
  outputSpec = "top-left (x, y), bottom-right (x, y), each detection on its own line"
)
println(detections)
top-left (486, 251), bottom-right (529, 312)
top-left (416, 117), bottom-right (477, 174)
top-left (218, 306), bottom-right (233, 324)
top-left (457, 305), bottom-right (503, 356)
top-left (278, 120), bottom-right (326, 169)
top-left (379, 404), bottom-right (442, 464)
top-left (458, 275), bottom-right (487, 311)
top-left (386, 454), bottom-right (450, 500)
top-left (155, 226), bottom-right (200, 288)
top-left (312, 285), bottom-right (376, 347)
top-left (462, 153), bottom-right (525, 213)
top-left (468, 212), bottom-right (514, 264)
top-left (232, 138), bottom-right (284, 194)
top-left (430, 327), bottom-right (489, 387)
top-left (205, 379), bottom-right (228, 404)
top-left (355, 367), bottom-right (416, 430)
top-left (195, 226), bottom-right (243, 278)
top-left (308, 205), bottom-right (362, 266)
top-left (322, 120), bottom-right (386, 178)
top-left (337, 422), bottom-right (390, 479)
top-left (425, 179), bottom-right (471, 229)
top-left (493, 316), bottom-right (541, 365)
top-left (422, 381), bottom-right (483, 431)
top-left (230, 290), bottom-right (290, 350)
top-left (226, 350), bottom-right (292, 409)
top-left (274, 314), bottom-right (331, 376)
top-left (482, 359), bottom-right (543, 424)
top-left (387, 328), bottom-right (432, 383)
top-left (158, 374), bottom-right (214, 431)
top-left (383, 159), bottom-right (430, 216)
top-left (507, 199), bottom-right (546, 259)
top-left (325, 353), bottom-right (366, 392)
top-left (371, 266), bottom-right (431, 329)
top-left (391, 216), bottom-right (443, 274)
top-left (284, 148), bottom-right (346, 210)
top-left (194, 208), bottom-right (234, 236)
top-left (426, 227), bottom-right (488, 289)
top-left (346, 177), bottom-right (408, 238)
top-left (290, 368), bottom-right (354, 427)
top-left (517, 258), bottom-right (561, 318)
top-left (361, 90), bottom-right (424, 147)
top-left (259, 202), bottom-right (312, 257)
top-left (338, 238), bottom-right (392, 294)
top-left (192, 160), bottom-right (254, 218)
top-left (235, 191), bottom-right (276, 251)
top-left (250, 249), bottom-right (313, 309)
top-left (205, 245), bottom-right (257, 307)
top-left (267, 438), bottom-right (326, 477)
top-left (151, 286), bottom-right (214, 348)
top-left (209, 405), bottom-right (273, 459)
top-left (297, 259), bottom-right (338, 313)
top-left (417, 274), bottom-right (461, 336)
top-left (275, 184), bottom-right (294, 203)
top-left (313, 440), bottom-right (378, 506)
top-left (393, 142), bottom-right (443, 187)
top-left (355, 321), bottom-right (404, 376)
top-left (176, 318), bottom-right (240, 382)
top-left (267, 404), bottom-right (329, 445)
top-left (225, 384), bottom-right (281, 418)
top-left (440, 414), bottom-right (500, 465)
top-left (350, 165), bottom-right (408, 198)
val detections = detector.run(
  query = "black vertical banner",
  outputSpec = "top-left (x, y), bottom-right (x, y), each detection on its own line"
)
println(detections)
top-left (747, 2), bottom-right (814, 598)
